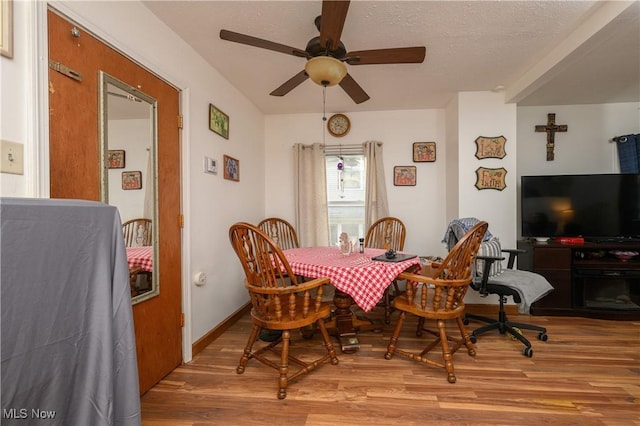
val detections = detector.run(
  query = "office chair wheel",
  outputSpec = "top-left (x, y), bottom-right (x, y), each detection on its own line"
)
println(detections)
top-left (469, 334), bottom-right (477, 344)
top-left (538, 332), bottom-right (548, 341)
top-left (463, 317), bottom-right (470, 325)
top-left (523, 347), bottom-right (533, 357)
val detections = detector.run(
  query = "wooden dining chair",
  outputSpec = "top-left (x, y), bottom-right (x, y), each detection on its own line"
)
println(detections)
top-left (257, 217), bottom-right (299, 250)
top-left (365, 216), bottom-right (406, 324)
top-left (122, 218), bottom-right (152, 247)
top-left (384, 221), bottom-right (488, 384)
top-left (228, 222), bottom-right (339, 399)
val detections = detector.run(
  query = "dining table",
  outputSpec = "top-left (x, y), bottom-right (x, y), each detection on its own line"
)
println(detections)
top-left (283, 246), bottom-right (422, 352)
top-left (126, 246), bottom-right (153, 272)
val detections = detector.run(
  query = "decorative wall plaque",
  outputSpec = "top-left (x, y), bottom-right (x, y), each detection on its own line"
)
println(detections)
top-left (475, 136), bottom-right (506, 159)
top-left (475, 167), bottom-right (507, 191)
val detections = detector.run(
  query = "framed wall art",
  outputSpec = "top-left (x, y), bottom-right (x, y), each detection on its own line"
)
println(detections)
top-left (0, 0), bottom-right (13, 59)
top-left (393, 166), bottom-right (416, 186)
top-left (413, 142), bottom-right (436, 162)
top-left (475, 136), bottom-right (506, 159)
top-left (209, 103), bottom-right (229, 139)
top-left (223, 155), bottom-right (239, 182)
top-left (475, 167), bottom-right (507, 191)
top-left (122, 171), bottom-right (142, 190)
top-left (107, 149), bottom-right (125, 169)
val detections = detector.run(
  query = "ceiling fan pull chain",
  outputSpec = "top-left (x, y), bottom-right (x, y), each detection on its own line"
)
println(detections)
top-left (322, 84), bottom-right (327, 145)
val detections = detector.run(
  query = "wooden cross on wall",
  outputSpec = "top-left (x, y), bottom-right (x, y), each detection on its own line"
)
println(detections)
top-left (535, 113), bottom-right (567, 161)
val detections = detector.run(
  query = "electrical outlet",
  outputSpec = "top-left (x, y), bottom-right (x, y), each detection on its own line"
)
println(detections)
top-left (1, 140), bottom-right (24, 175)
top-left (203, 156), bottom-right (217, 174)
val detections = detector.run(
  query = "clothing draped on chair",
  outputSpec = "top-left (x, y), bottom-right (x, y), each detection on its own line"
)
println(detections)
top-left (443, 217), bottom-right (553, 314)
top-left (615, 133), bottom-right (640, 173)
top-left (293, 143), bottom-right (330, 246)
top-left (363, 141), bottom-right (389, 231)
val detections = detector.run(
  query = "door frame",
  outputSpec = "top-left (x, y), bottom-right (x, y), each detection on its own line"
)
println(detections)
top-left (33, 2), bottom-right (194, 362)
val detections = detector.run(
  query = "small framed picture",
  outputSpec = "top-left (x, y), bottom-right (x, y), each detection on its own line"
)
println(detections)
top-left (209, 103), bottom-right (229, 139)
top-left (393, 166), bottom-right (416, 186)
top-left (223, 155), bottom-right (239, 182)
top-left (413, 142), bottom-right (436, 162)
top-left (475, 136), bottom-right (507, 159)
top-left (122, 171), bottom-right (142, 190)
top-left (475, 167), bottom-right (507, 191)
top-left (108, 150), bottom-right (125, 169)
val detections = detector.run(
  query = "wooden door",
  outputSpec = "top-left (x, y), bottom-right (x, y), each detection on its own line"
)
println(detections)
top-left (48, 9), bottom-right (182, 394)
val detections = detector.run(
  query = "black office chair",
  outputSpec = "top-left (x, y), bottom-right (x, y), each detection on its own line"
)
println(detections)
top-left (443, 218), bottom-right (554, 357)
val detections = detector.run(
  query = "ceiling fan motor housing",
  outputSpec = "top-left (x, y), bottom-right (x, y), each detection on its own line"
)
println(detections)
top-left (305, 36), bottom-right (346, 59)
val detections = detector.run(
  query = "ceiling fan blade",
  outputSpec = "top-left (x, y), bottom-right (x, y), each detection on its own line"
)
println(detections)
top-left (345, 47), bottom-right (426, 65)
top-left (220, 29), bottom-right (309, 58)
top-left (270, 70), bottom-right (310, 97)
top-left (320, 0), bottom-right (350, 51)
top-left (339, 73), bottom-right (370, 104)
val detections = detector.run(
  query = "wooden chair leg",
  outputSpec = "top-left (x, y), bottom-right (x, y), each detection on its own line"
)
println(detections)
top-left (384, 289), bottom-right (392, 324)
top-left (456, 317), bottom-right (476, 356)
top-left (237, 324), bottom-right (261, 374)
top-left (436, 319), bottom-right (456, 384)
top-left (385, 312), bottom-right (406, 360)
top-left (316, 319), bottom-right (339, 365)
top-left (416, 317), bottom-right (425, 337)
top-left (277, 330), bottom-right (291, 400)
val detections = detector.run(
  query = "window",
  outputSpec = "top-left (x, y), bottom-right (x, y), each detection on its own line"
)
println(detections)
top-left (326, 152), bottom-right (366, 246)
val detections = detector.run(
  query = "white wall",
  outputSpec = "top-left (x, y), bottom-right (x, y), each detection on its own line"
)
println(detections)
top-left (108, 119), bottom-right (149, 223)
top-left (516, 103), bottom-right (640, 236)
top-left (265, 109), bottom-right (448, 258)
top-left (1, 1), bottom-right (267, 359)
top-left (0, 0), bottom-right (36, 197)
top-left (517, 103), bottom-right (640, 176)
top-left (457, 92), bottom-right (518, 246)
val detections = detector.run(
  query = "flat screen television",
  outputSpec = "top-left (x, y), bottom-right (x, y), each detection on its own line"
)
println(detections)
top-left (521, 173), bottom-right (640, 242)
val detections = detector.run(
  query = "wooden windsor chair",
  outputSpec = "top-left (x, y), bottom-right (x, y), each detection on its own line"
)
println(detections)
top-left (122, 218), bottom-right (152, 247)
top-left (384, 221), bottom-right (488, 383)
top-left (228, 222), bottom-right (339, 399)
top-left (257, 217), bottom-right (299, 250)
top-left (364, 216), bottom-right (407, 324)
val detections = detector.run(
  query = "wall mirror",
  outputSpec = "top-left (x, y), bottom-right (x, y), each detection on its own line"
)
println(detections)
top-left (99, 71), bottom-right (159, 304)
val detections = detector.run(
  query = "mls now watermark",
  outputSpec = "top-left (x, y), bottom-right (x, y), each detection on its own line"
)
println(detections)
top-left (3, 408), bottom-right (57, 420)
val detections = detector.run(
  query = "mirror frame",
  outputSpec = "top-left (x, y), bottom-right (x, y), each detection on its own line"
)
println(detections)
top-left (99, 71), bottom-right (160, 304)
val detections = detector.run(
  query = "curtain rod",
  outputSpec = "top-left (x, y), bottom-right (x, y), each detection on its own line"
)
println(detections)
top-left (611, 136), bottom-right (628, 143)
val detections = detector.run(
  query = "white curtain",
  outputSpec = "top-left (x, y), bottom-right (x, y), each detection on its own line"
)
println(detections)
top-left (364, 140), bottom-right (389, 230)
top-left (293, 143), bottom-right (330, 246)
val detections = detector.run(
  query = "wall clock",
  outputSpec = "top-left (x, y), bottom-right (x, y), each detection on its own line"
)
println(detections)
top-left (327, 113), bottom-right (351, 137)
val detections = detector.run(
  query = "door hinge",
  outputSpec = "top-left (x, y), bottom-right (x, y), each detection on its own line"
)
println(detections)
top-left (180, 313), bottom-right (185, 327)
top-left (178, 114), bottom-right (183, 129)
top-left (178, 214), bottom-right (184, 228)
top-left (48, 60), bottom-right (83, 82)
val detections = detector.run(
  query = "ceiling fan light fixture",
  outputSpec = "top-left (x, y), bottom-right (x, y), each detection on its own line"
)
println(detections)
top-left (305, 56), bottom-right (347, 87)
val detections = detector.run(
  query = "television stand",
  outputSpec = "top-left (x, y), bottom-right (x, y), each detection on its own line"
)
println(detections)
top-left (586, 237), bottom-right (640, 244)
top-left (517, 239), bottom-right (640, 320)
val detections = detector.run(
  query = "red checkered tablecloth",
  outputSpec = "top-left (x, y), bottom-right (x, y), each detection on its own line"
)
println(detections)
top-left (126, 246), bottom-right (153, 272)
top-left (283, 246), bottom-right (422, 312)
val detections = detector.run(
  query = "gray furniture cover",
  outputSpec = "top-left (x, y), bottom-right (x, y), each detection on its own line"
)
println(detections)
top-left (1, 198), bottom-right (141, 425)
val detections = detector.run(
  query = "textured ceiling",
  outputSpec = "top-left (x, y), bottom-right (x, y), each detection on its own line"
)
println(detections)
top-left (143, 0), bottom-right (640, 114)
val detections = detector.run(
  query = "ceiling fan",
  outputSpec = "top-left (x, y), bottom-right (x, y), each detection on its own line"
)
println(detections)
top-left (219, 0), bottom-right (426, 104)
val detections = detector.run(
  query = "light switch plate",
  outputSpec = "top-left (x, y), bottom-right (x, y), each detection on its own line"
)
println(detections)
top-left (203, 156), bottom-right (217, 174)
top-left (0, 140), bottom-right (25, 175)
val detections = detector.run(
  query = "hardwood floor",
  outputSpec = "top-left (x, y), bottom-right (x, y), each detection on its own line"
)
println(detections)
top-left (141, 306), bottom-right (640, 426)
